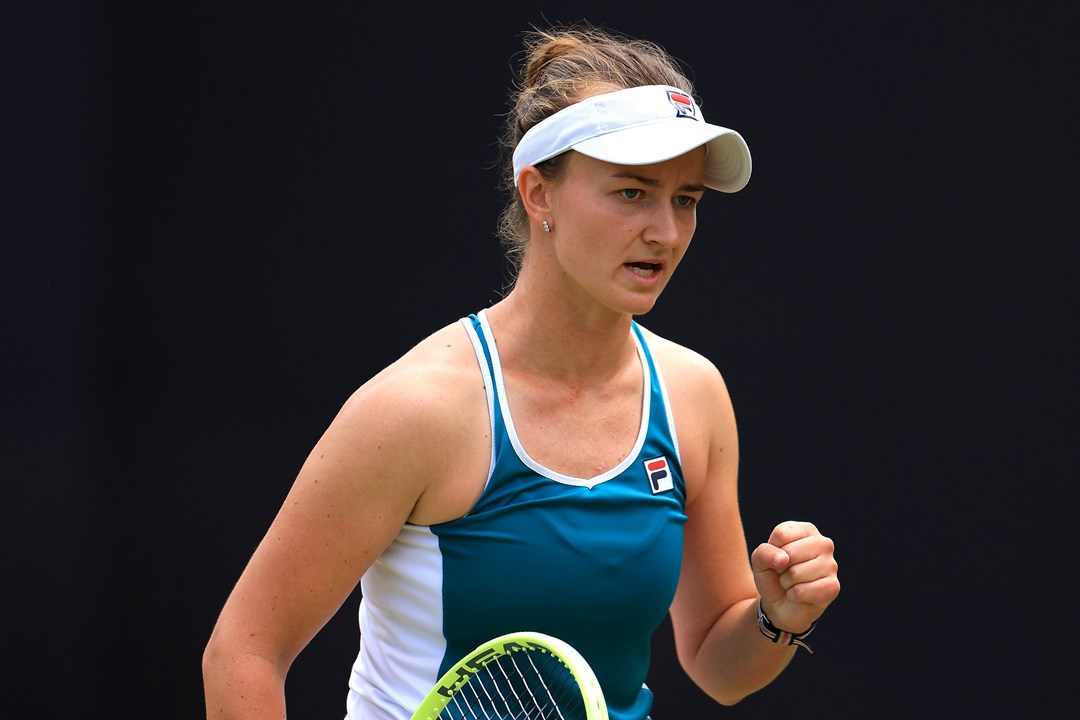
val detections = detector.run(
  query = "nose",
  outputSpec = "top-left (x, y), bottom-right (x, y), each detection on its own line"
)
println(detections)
top-left (642, 202), bottom-right (688, 248)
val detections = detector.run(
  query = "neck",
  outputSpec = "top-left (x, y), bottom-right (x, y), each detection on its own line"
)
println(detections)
top-left (486, 280), bottom-right (638, 385)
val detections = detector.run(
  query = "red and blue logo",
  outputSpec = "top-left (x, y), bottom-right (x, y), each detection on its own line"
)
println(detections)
top-left (667, 90), bottom-right (697, 119)
top-left (644, 456), bottom-right (674, 493)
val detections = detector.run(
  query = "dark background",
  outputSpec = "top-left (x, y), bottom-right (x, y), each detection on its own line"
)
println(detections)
top-left (4, 1), bottom-right (1074, 717)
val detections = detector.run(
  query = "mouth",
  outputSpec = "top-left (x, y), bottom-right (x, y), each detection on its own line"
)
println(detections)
top-left (626, 261), bottom-right (662, 278)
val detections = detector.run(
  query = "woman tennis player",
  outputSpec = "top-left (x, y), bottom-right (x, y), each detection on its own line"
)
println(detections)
top-left (203, 23), bottom-right (840, 720)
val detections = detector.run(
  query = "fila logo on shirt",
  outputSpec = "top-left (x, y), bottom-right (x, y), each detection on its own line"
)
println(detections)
top-left (643, 456), bottom-right (674, 494)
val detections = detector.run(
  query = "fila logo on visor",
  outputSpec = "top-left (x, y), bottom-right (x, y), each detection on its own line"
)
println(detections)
top-left (666, 90), bottom-right (696, 119)
top-left (644, 456), bottom-right (674, 494)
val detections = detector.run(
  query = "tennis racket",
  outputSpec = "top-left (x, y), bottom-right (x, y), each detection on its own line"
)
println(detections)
top-left (410, 630), bottom-right (608, 720)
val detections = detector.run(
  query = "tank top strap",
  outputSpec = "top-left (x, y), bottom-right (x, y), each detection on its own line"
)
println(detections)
top-left (630, 320), bottom-right (682, 464)
top-left (460, 311), bottom-right (506, 472)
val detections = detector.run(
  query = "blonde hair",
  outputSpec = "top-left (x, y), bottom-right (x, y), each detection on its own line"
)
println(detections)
top-left (495, 24), bottom-right (697, 280)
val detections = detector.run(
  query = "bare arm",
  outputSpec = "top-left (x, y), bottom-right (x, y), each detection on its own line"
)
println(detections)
top-left (660, 342), bottom-right (840, 704)
top-left (202, 325), bottom-right (484, 718)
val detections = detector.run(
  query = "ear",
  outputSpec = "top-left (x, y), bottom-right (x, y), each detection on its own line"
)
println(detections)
top-left (518, 165), bottom-right (552, 226)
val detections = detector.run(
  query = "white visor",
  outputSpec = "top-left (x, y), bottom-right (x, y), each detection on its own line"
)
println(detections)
top-left (512, 85), bottom-right (752, 193)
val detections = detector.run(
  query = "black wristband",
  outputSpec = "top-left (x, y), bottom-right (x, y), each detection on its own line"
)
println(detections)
top-left (756, 601), bottom-right (816, 653)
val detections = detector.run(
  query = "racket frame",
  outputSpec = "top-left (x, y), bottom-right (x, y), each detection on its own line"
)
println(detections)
top-left (409, 630), bottom-right (609, 720)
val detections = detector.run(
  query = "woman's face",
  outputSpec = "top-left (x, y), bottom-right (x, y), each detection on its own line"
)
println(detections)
top-left (545, 146), bottom-right (707, 317)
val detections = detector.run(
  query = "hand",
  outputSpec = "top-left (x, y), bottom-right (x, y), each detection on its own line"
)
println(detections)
top-left (750, 520), bottom-right (840, 633)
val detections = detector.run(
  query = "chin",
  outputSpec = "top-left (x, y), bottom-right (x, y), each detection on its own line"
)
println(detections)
top-left (622, 295), bottom-right (662, 317)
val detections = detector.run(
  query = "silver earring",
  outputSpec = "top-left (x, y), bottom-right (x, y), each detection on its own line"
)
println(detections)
top-left (542, 220), bottom-right (551, 234)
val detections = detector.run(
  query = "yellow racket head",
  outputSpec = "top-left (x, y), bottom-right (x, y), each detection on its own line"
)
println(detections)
top-left (410, 630), bottom-right (608, 720)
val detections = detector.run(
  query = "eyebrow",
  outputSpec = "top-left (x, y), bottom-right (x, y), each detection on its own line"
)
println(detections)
top-left (611, 171), bottom-right (706, 193)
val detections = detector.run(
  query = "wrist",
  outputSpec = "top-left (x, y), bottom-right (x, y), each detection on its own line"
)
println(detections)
top-left (756, 600), bottom-right (816, 653)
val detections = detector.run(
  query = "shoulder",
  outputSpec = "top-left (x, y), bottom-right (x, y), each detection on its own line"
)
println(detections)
top-left (340, 318), bottom-right (483, 433)
top-left (636, 325), bottom-right (733, 411)
top-left (308, 317), bottom-right (490, 523)
top-left (636, 325), bottom-right (737, 503)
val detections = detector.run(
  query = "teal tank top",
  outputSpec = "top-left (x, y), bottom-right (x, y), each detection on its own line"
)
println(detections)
top-left (430, 310), bottom-right (688, 719)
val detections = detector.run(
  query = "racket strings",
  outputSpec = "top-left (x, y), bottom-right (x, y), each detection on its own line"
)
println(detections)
top-left (439, 649), bottom-right (587, 720)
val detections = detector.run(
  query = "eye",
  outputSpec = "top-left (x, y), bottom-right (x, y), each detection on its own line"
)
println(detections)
top-left (619, 188), bottom-right (644, 200)
top-left (674, 195), bottom-right (699, 208)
